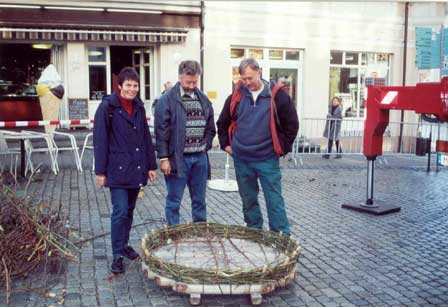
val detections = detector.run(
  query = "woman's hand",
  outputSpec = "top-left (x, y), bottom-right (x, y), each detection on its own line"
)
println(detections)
top-left (96, 175), bottom-right (106, 187)
top-left (148, 170), bottom-right (157, 181)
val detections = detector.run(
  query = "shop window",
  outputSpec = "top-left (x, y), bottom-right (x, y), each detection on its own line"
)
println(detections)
top-left (269, 50), bottom-right (283, 60)
top-left (0, 43), bottom-right (50, 97)
top-left (88, 46), bottom-right (107, 100)
top-left (88, 47), bottom-right (106, 62)
top-left (330, 51), bottom-right (343, 64)
top-left (270, 68), bottom-right (298, 107)
top-left (345, 52), bottom-right (359, 65)
top-left (231, 48), bottom-right (245, 58)
top-left (329, 50), bottom-right (391, 118)
top-left (248, 49), bottom-right (263, 60)
top-left (285, 50), bottom-right (300, 61)
top-left (89, 66), bottom-right (107, 100)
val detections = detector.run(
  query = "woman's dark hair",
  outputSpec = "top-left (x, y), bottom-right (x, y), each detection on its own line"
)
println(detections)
top-left (117, 67), bottom-right (140, 86)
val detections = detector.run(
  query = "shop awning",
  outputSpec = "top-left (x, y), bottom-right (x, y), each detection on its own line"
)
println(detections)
top-left (0, 27), bottom-right (187, 43)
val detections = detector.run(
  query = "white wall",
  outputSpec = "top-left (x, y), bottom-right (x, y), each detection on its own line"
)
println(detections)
top-left (204, 1), bottom-right (408, 122)
top-left (159, 29), bottom-right (201, 92)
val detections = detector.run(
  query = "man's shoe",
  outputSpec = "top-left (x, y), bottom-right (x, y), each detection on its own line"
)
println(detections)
top-left (111, 256), bottom-right (124, 274)
top-left (123, 246), bottom-right (140, 260)
top-left (322, 154), bottom-right (330, 159)
top-left (335, 154), bottom-right (342, 159)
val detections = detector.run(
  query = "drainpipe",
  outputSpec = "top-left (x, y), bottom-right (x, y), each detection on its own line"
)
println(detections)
top-left (200, 0), bottom-right (205, 91)
top-left (398, 1), bottom-right (409, 153)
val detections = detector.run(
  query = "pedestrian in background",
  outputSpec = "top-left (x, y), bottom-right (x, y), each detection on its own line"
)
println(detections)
top-left (93, 67), bottom-right (157, 274)
top-left (154, 60), bottom-right (216, 226)
top-left (323, 96), bottom-right (343, 159)
top-left (152, 81), bottom-right (173, 115)
top-left (217, 58), bottom-right (299, 235)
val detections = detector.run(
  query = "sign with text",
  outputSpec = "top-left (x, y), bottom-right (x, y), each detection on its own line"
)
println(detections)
top-left (68, 98), bottom-right (89, 120)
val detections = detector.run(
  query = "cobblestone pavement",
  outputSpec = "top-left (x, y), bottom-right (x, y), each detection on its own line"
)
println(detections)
top-left (2, 151), bottom-right (448, 307)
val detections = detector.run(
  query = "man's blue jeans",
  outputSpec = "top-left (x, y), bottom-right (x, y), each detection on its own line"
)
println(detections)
top-left (165, 152), bottom-right (208, 226)
top-left (110, 188), bottom-right (140, 257)
top-left (233, 156), bottom-right (290, 234)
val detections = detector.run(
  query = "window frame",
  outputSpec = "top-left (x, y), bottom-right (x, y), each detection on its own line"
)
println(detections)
top-left (329, 51), bottom-right (392, 118)
top-left (87, 45), bottom-right (110, 102)
top-left (230, 47), bottom-right (303, 109)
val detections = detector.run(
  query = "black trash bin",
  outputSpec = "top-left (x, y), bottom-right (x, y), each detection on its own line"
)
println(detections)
top-left (416, 137), bottom-right (430, 156)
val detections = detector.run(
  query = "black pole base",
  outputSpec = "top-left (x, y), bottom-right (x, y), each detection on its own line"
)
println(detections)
top-left (342, 201), bottom-right (401, 215)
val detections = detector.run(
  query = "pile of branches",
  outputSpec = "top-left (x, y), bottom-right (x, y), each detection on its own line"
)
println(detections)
top-left (0, 180), bottom-right (77, 304)
top-left (142, 222), bottom-right (301, 285)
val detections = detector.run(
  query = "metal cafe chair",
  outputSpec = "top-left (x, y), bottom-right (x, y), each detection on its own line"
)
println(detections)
top-left (50, 131), bottom-right (83, 172)
top-left (80, 132), bottom-right (94, 171)
top-left (21, 130), bottom-right (59, 175)
top-left (0, 131), bottom-right (20, 175)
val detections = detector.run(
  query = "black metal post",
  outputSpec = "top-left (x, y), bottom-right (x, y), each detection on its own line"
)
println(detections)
top-left (364, 159), bottom-right (378, 207)
top-left (20, 139), bottom-right (25, 177)
top-left (342, 157), bottom-right (401, 215)
top-left (427, 130), bottom-right (432, 172)
top-left (398, 2), bottom-right (409, 153)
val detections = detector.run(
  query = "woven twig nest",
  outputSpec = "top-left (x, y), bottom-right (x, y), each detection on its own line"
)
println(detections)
top-left (141, 223), bottom-right (301, 305)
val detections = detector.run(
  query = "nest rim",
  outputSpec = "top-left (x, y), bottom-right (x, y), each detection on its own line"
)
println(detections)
top-left (141, 222), bottom-right (301, 285)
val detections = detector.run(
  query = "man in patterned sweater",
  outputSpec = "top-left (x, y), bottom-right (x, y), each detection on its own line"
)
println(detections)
top-left (154, 60), bottom-right (216, 226)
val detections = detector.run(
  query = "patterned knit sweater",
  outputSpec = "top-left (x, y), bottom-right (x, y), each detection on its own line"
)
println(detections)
top-left (182, 93), bottom-right (206, 153)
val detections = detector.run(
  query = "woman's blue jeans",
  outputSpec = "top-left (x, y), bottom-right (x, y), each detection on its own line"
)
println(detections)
top-left (110, 187), bottom-right (140, 257)
top-left (164, 152), bottom-right (208, 226)
top-left (233, 156), bottom-right (290, 234)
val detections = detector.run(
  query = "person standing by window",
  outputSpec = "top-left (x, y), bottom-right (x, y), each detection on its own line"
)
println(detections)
top-left (323, 96), bottom-right (343, 159)
top-left (93, 67), bottom-right (157, 274)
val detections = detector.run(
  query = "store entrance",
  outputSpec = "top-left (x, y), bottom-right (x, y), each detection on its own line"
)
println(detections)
top-left (110, 46), bottom-right (153, 104)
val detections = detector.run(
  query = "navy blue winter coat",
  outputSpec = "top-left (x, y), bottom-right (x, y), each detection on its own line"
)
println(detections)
top-left (154, 82), bottom-right (216, 176)
top-left (93, 93), bottom-right (157, 188)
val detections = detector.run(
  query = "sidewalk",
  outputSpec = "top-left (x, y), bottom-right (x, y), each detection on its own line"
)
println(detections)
top-left (2, 152), bottom-right (447, 307)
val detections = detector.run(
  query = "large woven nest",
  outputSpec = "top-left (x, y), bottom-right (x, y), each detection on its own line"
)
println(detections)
top-left (141, 223), bottom-right (301, 285)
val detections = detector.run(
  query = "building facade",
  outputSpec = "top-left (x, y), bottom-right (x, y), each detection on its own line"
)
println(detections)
top-left (203, 1), bottom-right (447, 127)
top-left (0, 1), bottom-right (446, 129)
top-left (0, 0), bottom-right (202, 120)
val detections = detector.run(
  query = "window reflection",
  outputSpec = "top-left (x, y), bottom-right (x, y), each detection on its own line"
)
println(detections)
top-left (89, 66), bottom-right (106, 100)
top-left (330, 51), bottom-right (391, 118)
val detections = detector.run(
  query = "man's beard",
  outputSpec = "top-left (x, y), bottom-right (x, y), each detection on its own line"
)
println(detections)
top-left (182, 87), bottom-right (194, 95)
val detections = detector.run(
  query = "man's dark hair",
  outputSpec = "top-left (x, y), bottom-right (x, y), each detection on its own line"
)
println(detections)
top-left (117, 67), bottom-right (140, 86)
top-left (178, 60), bottom-right (202, 76)
top-left (239, 58), bottom-right (260, 75)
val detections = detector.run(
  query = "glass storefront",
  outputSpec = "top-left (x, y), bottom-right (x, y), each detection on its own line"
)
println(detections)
top-left (329, 51), bottom-right (391, 118)
top-left (0, 43), bottom-right (51, 95)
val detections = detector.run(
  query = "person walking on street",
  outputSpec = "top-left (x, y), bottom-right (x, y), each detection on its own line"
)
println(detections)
top-left (152, 81), bottom-right (173, 115)
top-left (323, 96), bottom-right (343, 159)
top-left (93, 67), bottom-right (157, 274)
top-left (216, 58), bottom-right (299, 235)
top-left (154, 60), bottom-right (216, 226)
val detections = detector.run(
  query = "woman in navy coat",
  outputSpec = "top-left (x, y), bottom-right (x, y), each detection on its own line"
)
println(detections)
top-left (93, 67), bottom-right (157, 274)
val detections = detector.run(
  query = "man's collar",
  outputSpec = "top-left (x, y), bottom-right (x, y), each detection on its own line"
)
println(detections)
top-left (179, 86), bottom-right (196, 99)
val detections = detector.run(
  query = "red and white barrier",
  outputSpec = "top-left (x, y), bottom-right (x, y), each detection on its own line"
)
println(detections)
top-left (0, 118), bottom-right (151, 128)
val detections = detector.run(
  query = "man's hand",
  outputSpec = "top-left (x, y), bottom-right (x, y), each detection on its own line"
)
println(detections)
top-left (96, 175), bottom-right (106, 187)
top-left (160, 160), bottom-right (171, 175)
top-left (224, 146), bottom-right (232, 155)
top-left (148, 170), bottom-right (157, 181)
